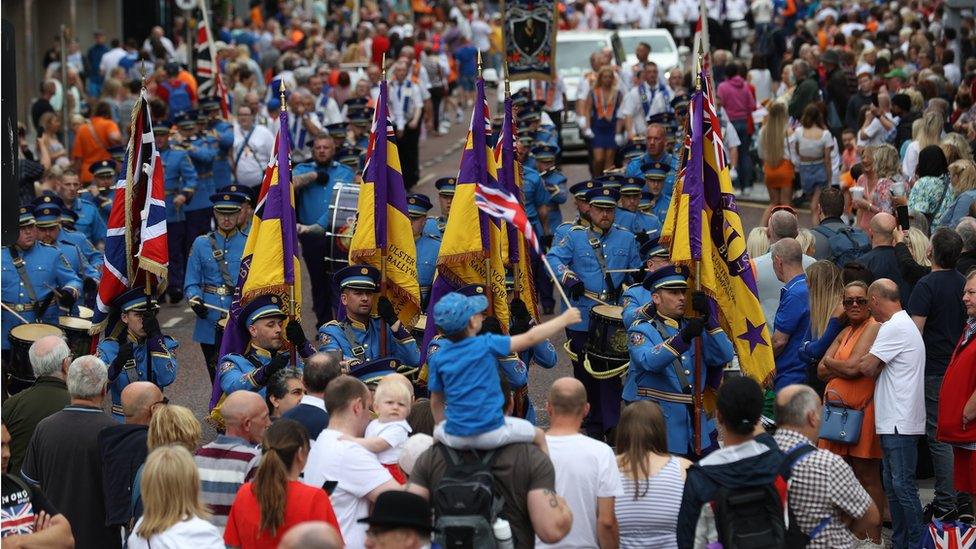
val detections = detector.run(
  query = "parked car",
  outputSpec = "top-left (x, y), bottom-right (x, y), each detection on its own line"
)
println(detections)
top-left (618, 29), bottom-right (681, 84)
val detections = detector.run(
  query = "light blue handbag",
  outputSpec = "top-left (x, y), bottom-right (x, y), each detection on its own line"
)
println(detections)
top-left (819, 389), bottom-right (869, 445)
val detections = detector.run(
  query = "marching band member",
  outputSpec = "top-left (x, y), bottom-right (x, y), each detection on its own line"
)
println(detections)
top-left (615, 176), bottom-right (661, 237)
top-left (620, 231), bottom-right (670, 328)
top-left (424, 177), bottom-right (455, 240)
top-left (32, 203), bottom-right (99, 308)
top-left (407, 194), bottom-right (441, 309)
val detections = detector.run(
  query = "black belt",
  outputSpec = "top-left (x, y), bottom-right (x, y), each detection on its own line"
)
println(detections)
top-left (203, 285), bottom-right (233, 296)
top-left (2, 302), bottom-right (34, 312)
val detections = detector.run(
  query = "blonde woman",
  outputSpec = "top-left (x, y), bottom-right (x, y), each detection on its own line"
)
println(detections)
top-left (147, 404), bottom-right (202, 451)
top-left (758, 101), bottom-right (794, 206)
top-left (943, 160), bottom-right (976, 227)
top-left (854, 144), bottom-right (902, 232)
top-left (36, 112), bottom-right (71, 170)
top-left (905, 228), bottom-right (932, 266)
top-left (581, 66), bottom-right (624, 176)
top-left (747, 226), bottom-right (770, 258)
top-left (132, 405), bottom-right (203, 522)
top-left (127, 445), bottom-right (224, 548)
top-left (902, 111), bottom-right (943, 180)
top-left (817, 281), bottom-right (884, 546)
top-left (797, 229), bottom-right (816, 257)
top-left (943, 133), bottom-right (974, 163)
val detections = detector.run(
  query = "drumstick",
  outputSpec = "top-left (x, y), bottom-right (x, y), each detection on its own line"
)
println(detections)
top-left (583, 291), bottom-right (613, 307)
top-left (201, 302), bottom-right (230, 314)
top-left (604, 268), bottom-right (641, 274)
top-left (1, 303), bottom-right (31, 325)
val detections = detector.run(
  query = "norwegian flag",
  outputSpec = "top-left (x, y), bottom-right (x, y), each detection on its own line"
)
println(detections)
top-left (92, 91), bottom-right (168, 334)
top-left (195, 0), bottom-right (230, 118)
top-left (471, 82), bottom-right (541, 255)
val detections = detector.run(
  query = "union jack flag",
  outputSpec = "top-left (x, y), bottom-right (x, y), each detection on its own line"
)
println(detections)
top-left (923, 521), bottom-right (976, 549)
top-left (1, 500), bottom-right (36, 536)
top-left (92, 91), bottom-right (168, 334)
top-left (472, 84), bottom-right (541, 255)
top-left (195, 0), bottom-right (230, 118)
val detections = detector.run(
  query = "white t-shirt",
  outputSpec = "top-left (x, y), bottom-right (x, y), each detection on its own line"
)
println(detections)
top-left (127, 516), bottom-right (224, 549)
top-left (536, 434), bottom-right (623, 549)
top-left (620, 83), bottom-right (673, 137)
top-left (365, 419), bottom-right (412, 465)
top-left (870, 310), bottom-right (926, 435)
top-left (471, 19), bottom-right (492, 52)
top-left (233, 123), bottom-right (275, 188)
top-left (303, 429), bottom-right (394, 548)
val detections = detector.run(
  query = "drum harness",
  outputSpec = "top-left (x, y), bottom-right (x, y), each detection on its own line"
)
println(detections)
top-left (7, 247), bottom-right (51, 317)
top-left (206, 234), bottom-right (235, 299)
top-left (637, 317), bottom-right (695, 406)
top-left (586, 229), bottom-right (619, 303)
top-left (339, 322), bottom-right (368, 363)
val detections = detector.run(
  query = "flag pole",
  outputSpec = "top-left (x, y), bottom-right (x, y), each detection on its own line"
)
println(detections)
top-left (504, 71), bottom-right (521, 302)
top-left (379, 53), bottom-right (389, 357)
top-left (280, 80), bottom-right (299, 367)
top-left (692, 63), bottom-right (704, 457)
top-left (477, 50), bottom-right (495, 312)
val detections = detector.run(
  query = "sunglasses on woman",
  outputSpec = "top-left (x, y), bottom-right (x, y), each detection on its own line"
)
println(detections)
top-left (843, 297), bottom-right (868, 307)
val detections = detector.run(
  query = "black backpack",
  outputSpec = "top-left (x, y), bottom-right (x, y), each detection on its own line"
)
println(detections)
top-left (811, 224), bottom-right (870, 267)
top-left (432, 446), bottom-right (505, 549)
top-left (712, 444), bottom-right (827, 548)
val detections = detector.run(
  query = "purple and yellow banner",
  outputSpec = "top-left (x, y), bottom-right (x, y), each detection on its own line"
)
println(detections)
top-left (662, 70), bottom-right (775, 388)
top-left (349, 79), bottom-right (421, 326)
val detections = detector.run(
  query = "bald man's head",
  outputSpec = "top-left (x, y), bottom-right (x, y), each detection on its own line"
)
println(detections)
top-left (121, 382), bottom-right (164, 425)
top-left (547, 377), bottom-right (587, 417)
top-left (278, 521), bottom-right (343, 549)
top-left (767, 211), bottom-right (799, 243)
top-left (868, 278), bottom-right (900, 302)
top-left (221, 390), bottom-right (266, 430)
top-left (773, 384), bottom-right (820, 429)
top-left (869, 212), bottom-right (897, 244)
top-left (771, 237), bottom-right (803, 267)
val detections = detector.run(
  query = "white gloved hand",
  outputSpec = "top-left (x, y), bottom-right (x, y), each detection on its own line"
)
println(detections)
top-left (615, 133), bottom-right (628, 147)
top-left (582, 128), bottom-right (595, 139)
top-left (730, 167), bottom-right (739, 181)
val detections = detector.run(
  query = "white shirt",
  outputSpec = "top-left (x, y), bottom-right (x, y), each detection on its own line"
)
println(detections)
top-left (870, 310), bottom-right (926, 435)
top-left (902, 141), bottom-right (921, 180)
top-left (857, 113), bottom-right (893, 147)
top-left (233, 123), bottom-right (275, 187)
top-left (531, 78), bottom-right (566, 112)
top-left (127, 516), bottom-right (224, 549)
top-left (536, 434), bottom-right (623, 549)
top-left (100, 47), bottom-right (127, 75)
top-left (389, 79), bottom-right (423, 130)
top-left (271, 112), bottom-right (322, 163)
top-left (753, 252), bottom-right (816, 332)
top-left (299, 393), bottom-right (326, 411)
top-left (628, 0), bottom-right (658, 28)
top-left (621, 82), bottom-right (673, 136)
top-left (304, 429), bottom-right (394, 548)
top-left (365, 419), bottom-right (412, 465)
top-left (471, 19), bottom-right (492, 51)
top-left (315, 95), bottom-right (344, 126)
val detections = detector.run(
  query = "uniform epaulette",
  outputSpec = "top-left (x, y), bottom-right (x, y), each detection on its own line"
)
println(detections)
top-left (322, 320), bottom-right (342, 328)
top-left (38, 241), bottom-right (56, 248)
top-left (570, 224), bottom-right (587, 231)
top-left (58, 240), bottom-right (79, 249)
top-left (556, 221), bottom-right (572, 228)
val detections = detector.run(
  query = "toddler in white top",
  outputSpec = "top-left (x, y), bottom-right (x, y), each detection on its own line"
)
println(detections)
top-left (347, 376), bottom-right (413, 483)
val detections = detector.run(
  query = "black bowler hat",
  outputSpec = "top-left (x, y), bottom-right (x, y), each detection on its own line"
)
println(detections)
top-left (357, 490), bottom-right (437, 533)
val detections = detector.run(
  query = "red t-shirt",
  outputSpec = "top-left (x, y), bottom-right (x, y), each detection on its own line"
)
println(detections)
top-left (224, 480), bottom-right (341, 549)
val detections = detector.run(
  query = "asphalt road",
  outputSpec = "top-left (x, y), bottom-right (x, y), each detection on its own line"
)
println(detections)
top-left (156, 117), bottom-right (783, 441)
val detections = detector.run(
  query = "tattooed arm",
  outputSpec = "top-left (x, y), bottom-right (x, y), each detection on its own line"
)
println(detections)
top-left (528, 488), bottom-right (573, 544)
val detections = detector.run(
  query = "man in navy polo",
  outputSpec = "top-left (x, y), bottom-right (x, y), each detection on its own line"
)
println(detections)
top-left (770, 238), bottom-right (810, 391)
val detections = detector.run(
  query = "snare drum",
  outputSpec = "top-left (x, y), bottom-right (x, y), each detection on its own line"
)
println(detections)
top-left (323, 183), bottom-right (360, 272)
top-left (7, 324), bottom-right (65, 392)
top-left (584, 305), bottom-right (630, 378)
top-left (59, 316), bottom-right (93, 358)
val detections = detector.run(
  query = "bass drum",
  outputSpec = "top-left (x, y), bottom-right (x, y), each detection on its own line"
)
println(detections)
top-left (7, 324), bottom-right (65, 394)
top-left (59, 316), bottom-right (93, 359)
top-left (323, 182), bottom-right (360, 273)
top-left (584, 305), bottom-right (630, 379)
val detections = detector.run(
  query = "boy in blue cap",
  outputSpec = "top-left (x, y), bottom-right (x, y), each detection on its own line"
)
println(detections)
top-left (428, 291), bottom-right (581, 450)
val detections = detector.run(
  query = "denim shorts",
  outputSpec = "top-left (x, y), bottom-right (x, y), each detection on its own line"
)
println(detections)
top-left (797, 162), bottom-right (828, 194)
top-left (458, 75), bottom-right (475, 91)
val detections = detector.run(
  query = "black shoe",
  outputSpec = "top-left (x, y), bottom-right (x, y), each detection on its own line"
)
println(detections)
top-left (923, 502), bottom-right (957, 523)
top-left (956, 500), bottom-right (975, 524)
top-left (168, 289), bottom-right (184, 304)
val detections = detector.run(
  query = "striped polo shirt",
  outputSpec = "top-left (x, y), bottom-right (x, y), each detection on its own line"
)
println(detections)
top-left (194, 434), bottom-right (261, 530)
